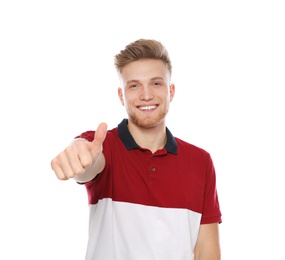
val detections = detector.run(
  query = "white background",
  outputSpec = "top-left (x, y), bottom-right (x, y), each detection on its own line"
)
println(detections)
top-left (1, 1), bottom-right (284, 259)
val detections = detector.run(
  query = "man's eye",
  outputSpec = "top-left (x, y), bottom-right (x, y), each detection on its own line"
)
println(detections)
top-left (130, 84), bottom-right (138, 88)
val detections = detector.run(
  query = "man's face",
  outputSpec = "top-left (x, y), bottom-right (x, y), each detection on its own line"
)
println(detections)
top-left (118, 59), bottom-right (175, 129)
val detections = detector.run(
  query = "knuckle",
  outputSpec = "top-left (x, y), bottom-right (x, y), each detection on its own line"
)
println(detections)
top-left (65, 145), bottom-right (76, 155)
top-left (81, 159), bottom-right (92, 169)
top-left (73, 167), bottom-right (84, 176)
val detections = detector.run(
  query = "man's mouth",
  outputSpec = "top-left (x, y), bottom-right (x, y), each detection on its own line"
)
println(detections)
top-left (138, 105), bottom-right (158, 111)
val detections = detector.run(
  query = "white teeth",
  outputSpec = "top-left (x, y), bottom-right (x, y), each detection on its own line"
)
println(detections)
top-left (139, 105), bottom-right (157, 111)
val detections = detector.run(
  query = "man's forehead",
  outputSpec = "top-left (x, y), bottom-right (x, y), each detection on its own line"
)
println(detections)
top-left (120, 60), bottom-right (170, 83)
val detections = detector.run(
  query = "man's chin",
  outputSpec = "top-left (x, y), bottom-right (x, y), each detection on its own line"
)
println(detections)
top-left (129, 116), bottom-right (163, 129)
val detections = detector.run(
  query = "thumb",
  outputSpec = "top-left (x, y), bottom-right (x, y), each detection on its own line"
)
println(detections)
top-left (91, 122), bottom-right (107, 152)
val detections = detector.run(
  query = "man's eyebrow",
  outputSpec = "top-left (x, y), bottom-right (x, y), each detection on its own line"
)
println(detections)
top-left (126, 79), bottom-right (140, 85)
top-left (126, 79), bottom-right (139, 84)
top-left (126, 77), bottom-right (165, 84)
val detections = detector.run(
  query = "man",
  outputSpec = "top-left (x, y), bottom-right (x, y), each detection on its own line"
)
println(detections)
top-left (51, 39), bottom-right (222, 260)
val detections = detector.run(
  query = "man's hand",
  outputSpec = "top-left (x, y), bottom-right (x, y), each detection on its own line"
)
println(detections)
top-left (51, 122), bottom-right (107, 180)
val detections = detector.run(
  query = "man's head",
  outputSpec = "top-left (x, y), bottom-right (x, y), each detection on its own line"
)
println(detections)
top-left (115, 39), bottom-right (175, 129)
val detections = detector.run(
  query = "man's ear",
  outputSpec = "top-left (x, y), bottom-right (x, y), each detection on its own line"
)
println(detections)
top-left (170, 84), bottom-right (175, 101)
top-left (118, 87), bottom-right (124, 106)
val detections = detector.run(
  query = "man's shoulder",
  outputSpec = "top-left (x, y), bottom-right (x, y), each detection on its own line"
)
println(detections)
top-left (174, 137), bottom-right (210, 156)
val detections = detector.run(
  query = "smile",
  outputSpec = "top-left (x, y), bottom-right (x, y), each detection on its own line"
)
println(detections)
top-left (138, 105), bottom-right (158, 111)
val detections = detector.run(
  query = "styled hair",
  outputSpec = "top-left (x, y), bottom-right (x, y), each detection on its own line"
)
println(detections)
top-left (114, 39), bottom-right (172, 74)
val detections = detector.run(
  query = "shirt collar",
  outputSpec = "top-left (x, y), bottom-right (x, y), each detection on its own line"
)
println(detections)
top-left (118, 118), bottom-right (177, 154)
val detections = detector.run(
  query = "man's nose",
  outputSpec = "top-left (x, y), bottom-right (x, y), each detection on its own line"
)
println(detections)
top-left (140, 86), bottom-right (154, 100)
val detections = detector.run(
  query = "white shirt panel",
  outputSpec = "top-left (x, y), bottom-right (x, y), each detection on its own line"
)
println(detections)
top-left (85, 198), bottom-right (202, 260)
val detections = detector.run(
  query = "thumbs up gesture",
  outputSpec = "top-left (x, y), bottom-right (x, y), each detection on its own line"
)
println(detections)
top-left (51, 123), bottom-right (107, 182)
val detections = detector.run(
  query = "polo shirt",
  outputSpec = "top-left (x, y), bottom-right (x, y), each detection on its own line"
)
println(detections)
top-left (77, 119), bottom-right (222, 260)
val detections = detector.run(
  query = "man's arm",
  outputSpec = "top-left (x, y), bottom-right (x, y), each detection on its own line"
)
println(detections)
top-left (194, 223), bottom-right (221, 260)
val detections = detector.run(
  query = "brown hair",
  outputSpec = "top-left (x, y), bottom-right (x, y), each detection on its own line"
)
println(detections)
top-left (114, 39), bottom-right (172, 74)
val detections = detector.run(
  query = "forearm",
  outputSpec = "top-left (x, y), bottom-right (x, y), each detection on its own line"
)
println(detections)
top-left (194, 223), bottom-right (221, 260)
top-left (194, 248), bottom-right (221, 260)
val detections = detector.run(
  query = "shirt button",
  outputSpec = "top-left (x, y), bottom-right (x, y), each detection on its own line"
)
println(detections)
top-left (151, 167), bottom-right (156, 172)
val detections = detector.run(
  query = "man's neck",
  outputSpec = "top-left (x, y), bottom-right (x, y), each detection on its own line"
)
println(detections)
top-left (128, 121), bottom-right (167, 153)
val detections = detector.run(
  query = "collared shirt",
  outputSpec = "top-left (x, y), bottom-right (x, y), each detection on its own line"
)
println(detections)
top-left (77, 119), bottom-right (222, 260)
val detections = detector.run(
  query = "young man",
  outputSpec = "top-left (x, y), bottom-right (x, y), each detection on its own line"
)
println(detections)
top-left (51, 39), bottom-right (222, 260)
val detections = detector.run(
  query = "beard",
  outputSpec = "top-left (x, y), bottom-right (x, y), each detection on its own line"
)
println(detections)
top-left (128, 108), bottom-right (168, 129)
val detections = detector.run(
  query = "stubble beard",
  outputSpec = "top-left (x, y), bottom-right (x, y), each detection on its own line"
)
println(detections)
top-left (128, 109), bottom-right (168, 129)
